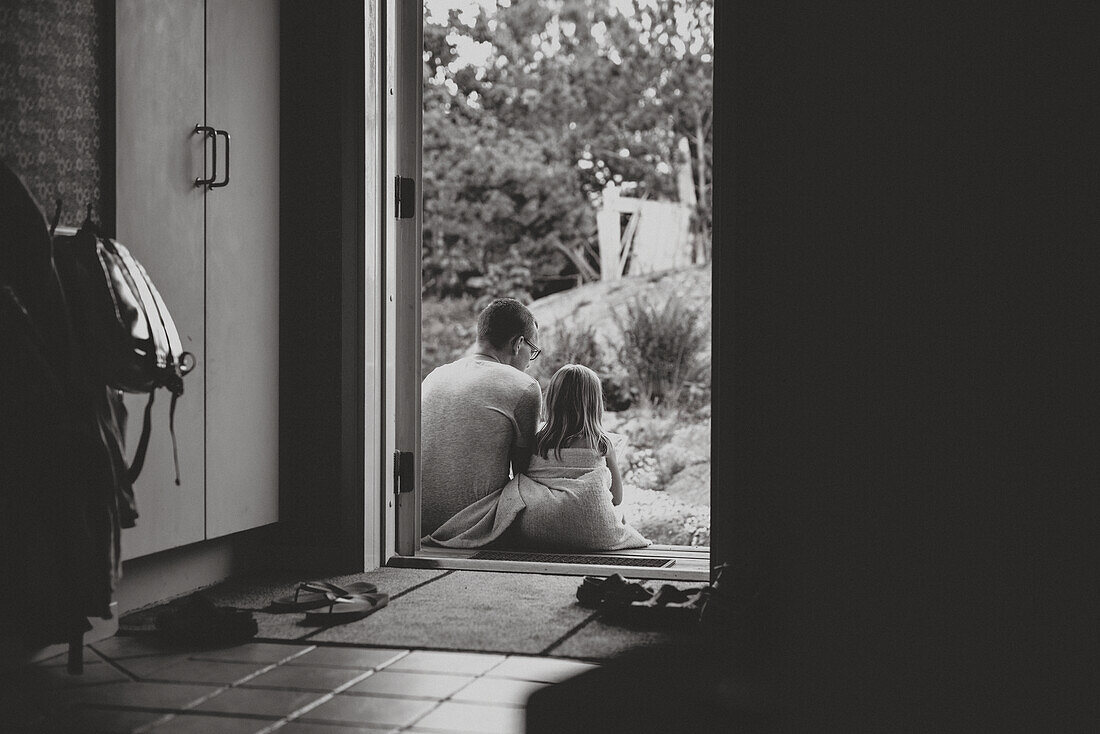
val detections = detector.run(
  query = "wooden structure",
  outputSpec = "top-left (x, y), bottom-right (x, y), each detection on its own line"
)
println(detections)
top-left (596, 184), bottom-right (694, 281)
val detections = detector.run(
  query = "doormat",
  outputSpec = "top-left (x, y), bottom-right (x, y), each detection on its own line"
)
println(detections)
top-left (470, 550), bottom-right (674, 568)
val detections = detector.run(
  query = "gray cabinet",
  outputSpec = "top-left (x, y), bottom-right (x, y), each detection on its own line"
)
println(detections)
top-left (116, 0), bottom-right (279, 559)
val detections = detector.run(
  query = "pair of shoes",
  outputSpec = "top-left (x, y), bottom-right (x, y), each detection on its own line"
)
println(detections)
top-left (576, 574), bottom-right (653, 609)
top-left (302, 592), bottom-right (389, 625)
top-left (269, 580), bottom-right (379, 611)
top-left (609, 583), bottom-right (710, 628)
top-left (155, 593), bottom-right (258, 647)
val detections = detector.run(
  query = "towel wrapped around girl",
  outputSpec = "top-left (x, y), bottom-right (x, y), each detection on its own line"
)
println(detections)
top-left (422, 445), bottom-right (650, 551)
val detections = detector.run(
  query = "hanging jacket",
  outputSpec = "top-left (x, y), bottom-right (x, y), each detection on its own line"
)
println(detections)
top-left (1, 160), bottom-right (129, 645)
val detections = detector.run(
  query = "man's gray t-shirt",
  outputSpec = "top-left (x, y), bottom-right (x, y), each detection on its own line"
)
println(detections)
top-left (421, 357), bottom-right (543, 535)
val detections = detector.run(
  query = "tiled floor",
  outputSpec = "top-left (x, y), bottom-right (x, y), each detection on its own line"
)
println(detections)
top-left (2, 638), bottom-right (597, 734)
top-left (1, 570), bottom-right (710, 732)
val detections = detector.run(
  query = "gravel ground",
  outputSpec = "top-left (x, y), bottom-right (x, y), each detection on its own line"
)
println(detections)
top-left (611, 414), bottom-right (712, 547)
top-left (622, 483), bottom-right (711, 547)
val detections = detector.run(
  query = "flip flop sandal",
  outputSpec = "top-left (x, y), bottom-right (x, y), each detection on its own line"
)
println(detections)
top-left (302, 592), bottom-right (390, 625)
top-left (270, 580), bottom-right (379, 611)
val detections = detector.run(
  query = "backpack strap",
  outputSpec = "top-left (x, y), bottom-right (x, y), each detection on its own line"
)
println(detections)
top-left (127, 391), bottom-right (156, 485)
top-left (111, 364), bottom-right (184, 487)
top-left (169, 391), bottom-right (181, 486)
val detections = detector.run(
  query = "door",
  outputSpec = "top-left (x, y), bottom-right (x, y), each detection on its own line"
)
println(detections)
top-left (204, 0), bottom-right (280, 537)
top-left (116, 0), bottom-right (206, 559)
top-left (388, 0), bottom-right (424, 555)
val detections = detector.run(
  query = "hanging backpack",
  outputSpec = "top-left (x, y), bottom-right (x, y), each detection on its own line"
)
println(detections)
top-left (51, 204), bottom-right (195, 485)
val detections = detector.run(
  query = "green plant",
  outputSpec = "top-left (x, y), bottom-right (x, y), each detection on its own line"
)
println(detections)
top-left (422, 0), bottom-right (713, 302)
top-left (534, 318), bottom-right (603, 377)
top-left (466, 247), bottom-right (535, 311)
top-left (421, 296), bottom-right (479, 379)
top-left (613, 293), bottom-right (708, 411)
top-left (599, 363), bottom-right (637, 412)
top-left (677, 357), bottom-right (712, 417)
top-left (533, 318), bottom-right (637, 411)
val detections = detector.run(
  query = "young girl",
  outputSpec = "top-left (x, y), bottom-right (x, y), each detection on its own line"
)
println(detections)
top-left (533, 363), bottom-right (623, 506)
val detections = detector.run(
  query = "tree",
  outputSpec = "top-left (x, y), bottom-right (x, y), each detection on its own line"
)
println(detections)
top-left (422, 0), bottom-right (713, 299)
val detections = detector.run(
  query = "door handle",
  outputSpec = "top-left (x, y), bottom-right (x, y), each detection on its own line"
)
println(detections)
top-left (209, 129), bottom-right (230, 188)
top-left (194, 124), bottom-right (216, 187)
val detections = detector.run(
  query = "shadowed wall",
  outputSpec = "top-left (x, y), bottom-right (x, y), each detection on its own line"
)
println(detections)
top-left (0, 0), bottom-right (114, 231)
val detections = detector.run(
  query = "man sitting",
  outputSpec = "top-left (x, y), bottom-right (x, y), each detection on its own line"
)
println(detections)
top-left (421, 297), bottom-right (543, 535)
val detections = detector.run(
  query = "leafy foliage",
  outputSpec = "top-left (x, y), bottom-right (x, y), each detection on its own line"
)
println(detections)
top-left (532, 317), bottom-right (637, 411)
top-left (420, 296), bottom-right (479, 379)
top-left (423, 0), bottom-right (713, 298)
top-left (465, 247), bottom-right (535, 310)
top-left (613, 292), bottom-right (707, 410)
top-left (533, 318), bottom-right (604, 376)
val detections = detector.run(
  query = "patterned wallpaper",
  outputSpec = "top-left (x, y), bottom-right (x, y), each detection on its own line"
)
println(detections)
top-left (0, 0), bottom-right (113, 231)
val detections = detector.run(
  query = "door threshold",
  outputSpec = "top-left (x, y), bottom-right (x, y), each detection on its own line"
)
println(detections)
top-left (388, 545), bottom-right (710, 581)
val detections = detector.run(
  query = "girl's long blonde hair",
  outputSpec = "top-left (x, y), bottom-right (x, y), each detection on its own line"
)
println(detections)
top-left (535, 364), bottom-right (611, 460)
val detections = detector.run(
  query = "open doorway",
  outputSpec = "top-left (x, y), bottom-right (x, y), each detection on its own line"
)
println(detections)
top-left (389, 0), bottom-right (712, 580)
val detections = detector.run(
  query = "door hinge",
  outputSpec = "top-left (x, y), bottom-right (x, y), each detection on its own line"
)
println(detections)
top-left (394, 450), bottom-right (415, 494)
top-left (394, 176), bottom-right (415, 219)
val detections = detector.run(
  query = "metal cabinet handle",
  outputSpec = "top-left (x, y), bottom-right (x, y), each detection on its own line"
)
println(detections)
top-left (194, 124), bottom-right (216, 187)
top-left (209, 129), bottom-right (230, 188)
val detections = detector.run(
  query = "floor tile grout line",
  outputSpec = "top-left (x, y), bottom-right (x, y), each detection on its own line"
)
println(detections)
top-left (247, 639), bottom-right (600, 662)
top-left (395, 654), bottom-right (535, 731)
top-left (267, 650), bottom-right (502, 733)
top-left (98, 635), bottom-right (597, 663)
top-left (84, 646), bottom-right (143, 682)
top-left (538, 610), bottom-right (604, 656)
top-left (253, 649), bottom-right (413, 733)
top-left (294, 570), bottom-right (456, 642)
top-left (31, 651), bottom-right (551, 731)
top-left (129, 645), bottom-right (319, 733)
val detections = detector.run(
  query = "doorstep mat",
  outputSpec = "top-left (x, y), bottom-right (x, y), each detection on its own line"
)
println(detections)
top-left (308, 571), bottom-right (594, 652)
top-left (470, 550), bottom-right (674, 567)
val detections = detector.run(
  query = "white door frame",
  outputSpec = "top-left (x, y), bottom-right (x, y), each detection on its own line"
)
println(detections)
top-left (383, 0), bottom-right (424, 560)
top-left (361, 0), bottom-right (388, 571)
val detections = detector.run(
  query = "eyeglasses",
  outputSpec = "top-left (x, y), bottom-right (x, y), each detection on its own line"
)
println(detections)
top-left (520, 335), bottom-right (541, 361)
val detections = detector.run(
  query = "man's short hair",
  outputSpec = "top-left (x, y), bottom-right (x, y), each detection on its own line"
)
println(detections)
top-left (477, 298), bottom-right (537, 350)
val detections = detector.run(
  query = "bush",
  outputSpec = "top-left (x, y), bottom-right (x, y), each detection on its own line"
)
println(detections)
top-left (613, 293), bottom-right (708, 411)
top-left (534, 317), bottom-right (603, 376)
top-left (465, 247), bottom-right (535, 311)
top-left (533, 317), bottom-right (637, 411)
top-left (421, 296), bottom-right (479, 378)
